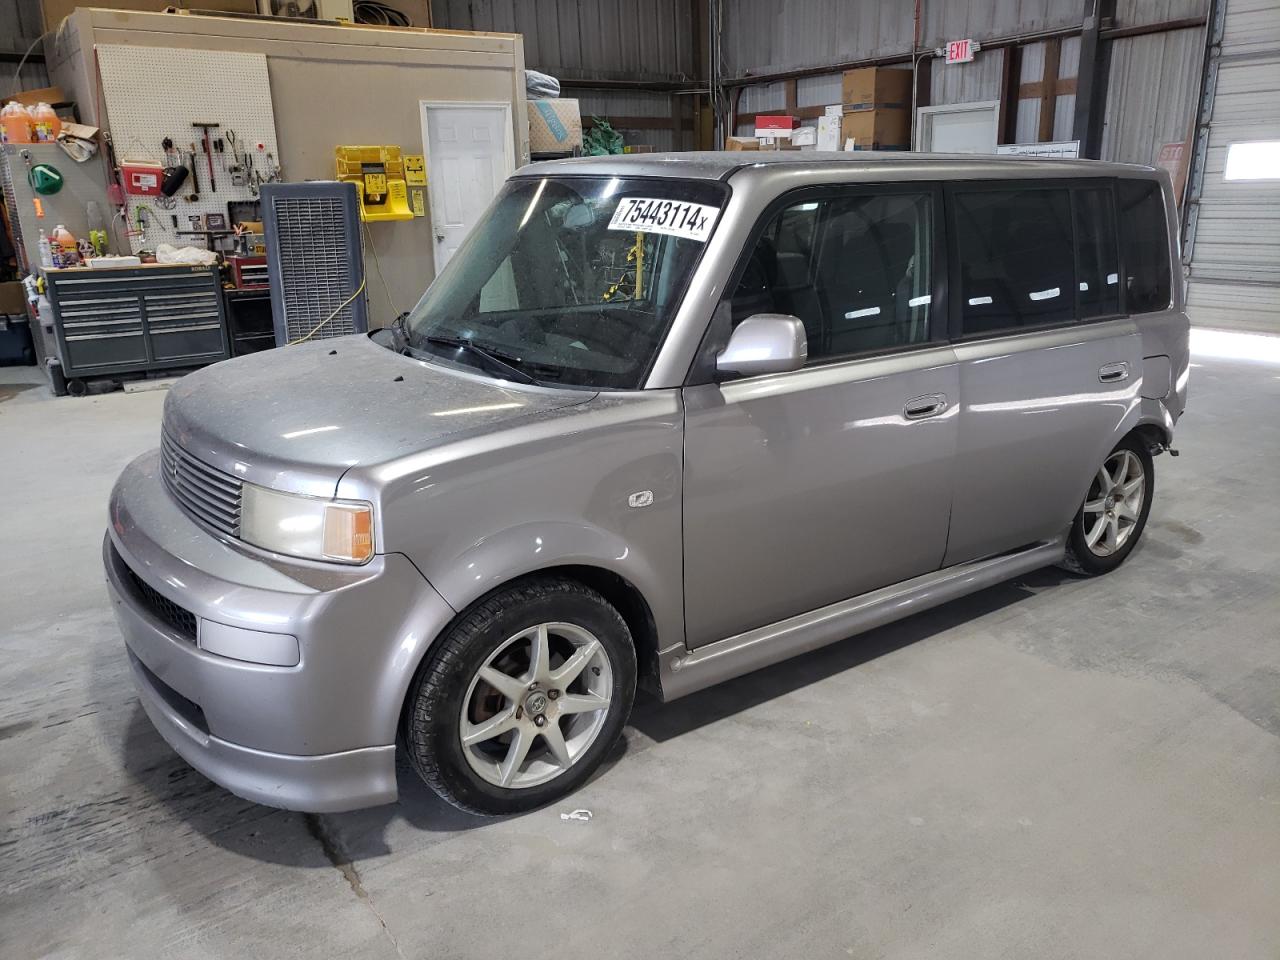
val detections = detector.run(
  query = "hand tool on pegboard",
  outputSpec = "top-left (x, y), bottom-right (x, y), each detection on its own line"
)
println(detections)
top-left (192, 121), bottom-right (219, 193)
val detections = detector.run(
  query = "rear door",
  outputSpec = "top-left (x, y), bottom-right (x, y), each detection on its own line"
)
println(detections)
top-left (681, 184), bottom-right (959, 648)
top-left (942, 179), bottom-right (1143, 564)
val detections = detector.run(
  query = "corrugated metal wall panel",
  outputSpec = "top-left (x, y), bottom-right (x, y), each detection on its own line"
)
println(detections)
top-left (920, 0), bottom-right (1082, 48)
top-left (738, 81), bottom-right (788, 114)
top-left (1186, 0), bottom-right (1280, 332)
top-left (721, 0), bottom-right (914, 77)
top-left (576, 89), bottom-right (691, 151)
top-left (931, 49), bottom-right (1006, 105)
top-left (797, 73), bottom-right (843, 108)
top-left (1100, 27), bottom-right (1203, 165)
top-left (0, 60), bottom-right (50, 101)
top-left (431, 0), bottom-right (694, 81)
top-left (1114, 0), bottom-right (1208, 28)
top-left (1, 0), bottom-right (49, 99)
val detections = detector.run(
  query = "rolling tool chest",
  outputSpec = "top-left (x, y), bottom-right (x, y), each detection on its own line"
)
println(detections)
top-left (45, 264), bottom-right (230, 383)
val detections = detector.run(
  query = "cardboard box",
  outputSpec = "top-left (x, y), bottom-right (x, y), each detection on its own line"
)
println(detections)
top-left (0, 281), bottom-right (29, 317)
top-left (841, 67), bottom-right (913, 111)
top-left (726, 136), bottom-right (761, 152)
top-left (839, 109), bottom-right (910, 151)
top-left (790, 126), bottom-right (817, 147)
top-left (816, 115), bottom-right (841, 151)
top-left (2, 86), bottom-right (67, 107)
top-left (528, 98), bottom-right (583, 153)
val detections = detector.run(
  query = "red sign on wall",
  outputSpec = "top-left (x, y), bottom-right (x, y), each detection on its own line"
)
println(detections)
top-left (946, 38), bottom-right (975, 64)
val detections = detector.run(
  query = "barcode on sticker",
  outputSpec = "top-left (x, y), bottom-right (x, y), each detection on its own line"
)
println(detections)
top-left (608, 198), bottom-right (720, 242)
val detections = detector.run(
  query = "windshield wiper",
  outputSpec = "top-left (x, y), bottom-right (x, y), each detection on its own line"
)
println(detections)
top-left (389, 312), bottom-right (411, 352)
top-left (420, 334), bottom-right (540, 385)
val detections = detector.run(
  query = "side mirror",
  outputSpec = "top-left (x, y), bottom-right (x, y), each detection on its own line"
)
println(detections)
top-left (716, 314), bottom-right (808, 378)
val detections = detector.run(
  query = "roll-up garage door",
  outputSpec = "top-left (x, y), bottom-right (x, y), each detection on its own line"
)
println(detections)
top-left (1185, 0), bottom-right (1280, 332)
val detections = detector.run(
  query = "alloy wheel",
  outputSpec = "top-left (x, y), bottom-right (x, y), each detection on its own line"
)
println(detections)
top-left (459, 622), bottom-right (614, 789)
top-left (1083, 449), bottom-right (1146, 557)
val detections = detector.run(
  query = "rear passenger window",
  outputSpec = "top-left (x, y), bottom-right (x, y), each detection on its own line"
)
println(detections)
top-left (730, 192), bottom-right (934, 360)
top-left (953, 189), bottom-right (1075, 335)
top-left (1117, 179), bottom-right (1172, 313)
top-left (1075, 187), bottom-right (1121, 318)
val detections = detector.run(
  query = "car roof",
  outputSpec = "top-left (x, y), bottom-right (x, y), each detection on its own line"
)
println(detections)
top-left (516, 150), bottom-right (1159, 182)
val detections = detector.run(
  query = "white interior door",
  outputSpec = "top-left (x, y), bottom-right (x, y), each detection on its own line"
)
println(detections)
top-left (915, 101), bottom-right (1000, 153)
top-left (421, 102), bottom-right (514, 272)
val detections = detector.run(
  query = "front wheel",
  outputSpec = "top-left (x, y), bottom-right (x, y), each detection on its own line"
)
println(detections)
top-left (402, 577), bottom-right (637, 816)
top-left (1060, 436), bottom-right (1154, 576)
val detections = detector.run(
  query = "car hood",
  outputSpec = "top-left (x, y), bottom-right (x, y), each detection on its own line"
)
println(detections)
top-left (163, 334), bottom-right (594, 497)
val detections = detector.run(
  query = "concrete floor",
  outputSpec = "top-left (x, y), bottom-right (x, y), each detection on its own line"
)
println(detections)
top-left (2, 331), bottom-right (1278, 959)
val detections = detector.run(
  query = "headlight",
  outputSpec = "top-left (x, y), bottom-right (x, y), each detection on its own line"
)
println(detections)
top-left (239, 484), bottom-right (374, 564)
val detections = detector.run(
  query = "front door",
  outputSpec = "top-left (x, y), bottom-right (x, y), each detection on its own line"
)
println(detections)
top-left (682, 186), bottom-right (958, 649)
top-left (420, 102), bottom-right (514, 272)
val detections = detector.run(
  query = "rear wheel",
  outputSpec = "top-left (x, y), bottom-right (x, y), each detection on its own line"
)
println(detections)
top-left (403, 577), bottom-right (636, 816)
top-left (1060, 436), bottom-right (1154, 576)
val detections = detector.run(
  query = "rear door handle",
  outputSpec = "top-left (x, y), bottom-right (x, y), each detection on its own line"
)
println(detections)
top-left (904, 393), bottom-right (948, 420)
top-left (1099, 361), bottom-right (1129, 383)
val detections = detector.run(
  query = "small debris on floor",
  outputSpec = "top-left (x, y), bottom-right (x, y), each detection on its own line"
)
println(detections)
top-left (559, 808), bottom-right (592, 822)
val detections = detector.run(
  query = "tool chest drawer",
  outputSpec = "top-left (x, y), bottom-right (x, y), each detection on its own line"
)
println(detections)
top-left (46, 265), bottom-right (230, 380)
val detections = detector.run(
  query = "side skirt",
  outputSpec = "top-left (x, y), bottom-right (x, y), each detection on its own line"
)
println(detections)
top-left (659, 538), bottom-right (1065, 700)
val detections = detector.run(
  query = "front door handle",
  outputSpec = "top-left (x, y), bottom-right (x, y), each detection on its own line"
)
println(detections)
top-left (904, 393), bottom-right (948, 420)
top-left (1099, 361), bottom-right (1129, 383)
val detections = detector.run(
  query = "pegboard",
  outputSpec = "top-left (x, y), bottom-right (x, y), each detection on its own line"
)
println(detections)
top-left (96, 44), bottom-right (282, 254)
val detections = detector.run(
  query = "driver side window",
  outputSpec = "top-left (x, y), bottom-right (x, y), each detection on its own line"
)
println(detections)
top-left (729, 191), bottom-right (934, 361)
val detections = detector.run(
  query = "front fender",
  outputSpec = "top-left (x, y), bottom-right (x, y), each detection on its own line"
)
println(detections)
top-left (420, 519), bottom-right (682, 648)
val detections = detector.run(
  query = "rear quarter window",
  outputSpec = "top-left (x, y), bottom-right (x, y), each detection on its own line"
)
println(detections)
top-left (1117, 179), bottom-right (1173, 313)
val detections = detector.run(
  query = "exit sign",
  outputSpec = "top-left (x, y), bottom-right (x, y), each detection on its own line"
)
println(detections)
top-left (946, 38), bottom-right (976, 64)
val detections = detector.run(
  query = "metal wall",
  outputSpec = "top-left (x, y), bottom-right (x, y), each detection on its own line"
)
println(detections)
top-left (0, 0), bottom-right (50, 99)
top-left (1099, 27), bottom-right (1204, 164)
top-left (430, 0), bottom-right (696, 81)
top-left (719, 0), bottom-right (1086, 79)
top-left (1185, 0), bottom-right (1280, 332)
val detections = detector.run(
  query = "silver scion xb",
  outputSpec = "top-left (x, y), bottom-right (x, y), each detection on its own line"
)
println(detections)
top-left (105, 153), bottom-right (1189, 815)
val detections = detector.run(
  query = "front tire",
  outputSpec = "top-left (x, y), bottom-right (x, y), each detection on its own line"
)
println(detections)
top-left (1060, 435), bottom-right (1154, 576)
top-left (403, 577), bottom-right (637, 816)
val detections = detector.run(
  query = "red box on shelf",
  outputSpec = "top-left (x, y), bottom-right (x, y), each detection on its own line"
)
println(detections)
top-left (120, 163), bottom-right (164, 196)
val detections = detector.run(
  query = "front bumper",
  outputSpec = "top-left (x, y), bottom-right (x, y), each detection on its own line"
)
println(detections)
top-left (105, 450), bottom-right (457, 812)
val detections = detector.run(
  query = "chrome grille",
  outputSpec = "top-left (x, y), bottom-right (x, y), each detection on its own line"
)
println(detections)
top-left (160, 430), bottom-right (242, 537)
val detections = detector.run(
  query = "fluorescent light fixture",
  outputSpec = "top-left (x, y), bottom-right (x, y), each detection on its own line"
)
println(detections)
top-left (1029, 287), bottom-right (1060, 301)
top-left (1107, 272), bottom-right (1119, 285)
top-left (1224, 141), bottom-right (1280, 181)
top-left (968, 296), bottom-right (993, 306)
top-left (908, 295), bottom-right (932, 307)
top-left (844, 307), bottom-right (881, 319)
top-left (1079, 282), bottom-right (1090, 291)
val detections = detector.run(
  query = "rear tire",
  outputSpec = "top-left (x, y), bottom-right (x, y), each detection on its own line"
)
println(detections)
top-left (1060, 435), bottom-right (1154, 576)
top-left (402, 577), bottom-right (637, 816)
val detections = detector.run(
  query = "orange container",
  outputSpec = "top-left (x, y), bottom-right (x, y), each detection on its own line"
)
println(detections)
top-left (30, 102), bottom-right (61, 142)
top-left (0, 102), bottom-right (34, 144)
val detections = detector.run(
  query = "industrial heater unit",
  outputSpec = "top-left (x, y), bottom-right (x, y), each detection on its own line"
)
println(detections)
top-left (260, 180), bottom-right (367, 346)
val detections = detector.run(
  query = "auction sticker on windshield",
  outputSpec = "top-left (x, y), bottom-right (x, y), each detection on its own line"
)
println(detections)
top-left (608, 198), bottom-right (720, 242)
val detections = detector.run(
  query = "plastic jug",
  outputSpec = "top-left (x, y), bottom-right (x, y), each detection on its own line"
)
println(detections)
top-left (0, 102), bottom-right (34, 144)
top-left (31, 102), bottom-right (61, 142)
top-left (50, 224), bottom-right (77, 268)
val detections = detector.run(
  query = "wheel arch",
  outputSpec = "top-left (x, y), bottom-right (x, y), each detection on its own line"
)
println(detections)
top-left (395, 563), bottom-right (665, 741)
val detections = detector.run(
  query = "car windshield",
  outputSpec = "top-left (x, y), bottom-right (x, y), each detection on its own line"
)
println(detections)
top-left (402, 175), bottom-right (728, 389)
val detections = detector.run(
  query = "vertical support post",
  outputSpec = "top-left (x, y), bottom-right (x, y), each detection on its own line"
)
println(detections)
top-left (1038, 37), bottom-right (1062, 142)
top-left (999, 44), bottom-right (1021, 144)
top-left (1073, 0), bottom-right (1115, 158)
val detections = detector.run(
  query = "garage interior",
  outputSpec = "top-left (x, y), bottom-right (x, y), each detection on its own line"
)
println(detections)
top-left (2, 0), bottom-right (1278, 957)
